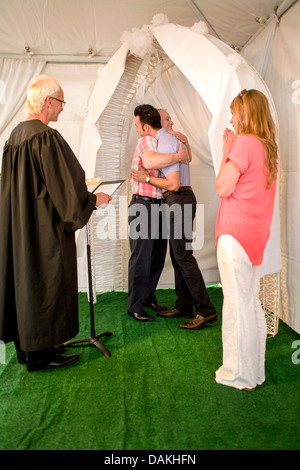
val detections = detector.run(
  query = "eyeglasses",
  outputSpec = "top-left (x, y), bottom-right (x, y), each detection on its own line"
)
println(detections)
top-left (50, 96), bottom-right (66, 107)
top-left (239, 89), bottom-right (247, 98)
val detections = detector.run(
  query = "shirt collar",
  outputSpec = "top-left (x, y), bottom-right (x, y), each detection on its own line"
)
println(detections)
top-left (156, 127), bottom-right (167, 141)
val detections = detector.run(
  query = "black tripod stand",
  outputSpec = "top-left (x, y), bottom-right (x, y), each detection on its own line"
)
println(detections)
top-left (62, 223), bottom-right (112, 358)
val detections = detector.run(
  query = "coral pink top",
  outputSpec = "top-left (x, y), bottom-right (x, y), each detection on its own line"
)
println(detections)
top-left (216, 134), bottom-right (276, 265)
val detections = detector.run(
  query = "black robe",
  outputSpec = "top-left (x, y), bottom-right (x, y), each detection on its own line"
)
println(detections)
top-left (0, 119), bottom-right (96, 352)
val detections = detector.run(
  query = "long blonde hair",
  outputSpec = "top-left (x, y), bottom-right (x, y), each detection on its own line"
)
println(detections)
top-left (231, 89), bottom-right (278, 188)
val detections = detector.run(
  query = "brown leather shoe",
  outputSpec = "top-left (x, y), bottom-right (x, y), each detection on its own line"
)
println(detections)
top-left (157, 308), bottom-right (193, 318)
top-left (179, 313), bottom-right (217, 330)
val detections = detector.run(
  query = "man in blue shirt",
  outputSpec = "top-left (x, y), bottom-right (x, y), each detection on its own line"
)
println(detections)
top-left (128, 105), bottom-right (189, 322)
top-left (132, 108), bottom-right (217, 330)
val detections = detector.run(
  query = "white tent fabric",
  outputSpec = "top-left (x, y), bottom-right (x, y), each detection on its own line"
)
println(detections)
top-left (78, 20), bottom-right (281, 288)
top-left (0, 0), bottom-right (299, 334)
top-left (243, 1), bottom-right (300, 333)
top-left (79, 44), bottom-right (129, 178)
top-left (0, 58), bottom-right (45, 133)
top-left (0, 0), bottom-right (289, 59)
top-left (0, 62), bottom-right (103, 161)
top-left (151, 23), bottom-right (282, 280)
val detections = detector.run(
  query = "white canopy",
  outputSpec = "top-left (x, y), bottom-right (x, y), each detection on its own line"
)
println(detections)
top-left (78, 19), bottom-right (281, 279)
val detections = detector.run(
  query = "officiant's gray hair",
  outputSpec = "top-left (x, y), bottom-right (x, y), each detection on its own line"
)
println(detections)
top-left (25, 75), bottom-right (61, 116)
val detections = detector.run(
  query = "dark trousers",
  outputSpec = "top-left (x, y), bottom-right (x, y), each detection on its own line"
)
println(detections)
top-left (164, 190), bottom-right (216, 317)
top-left (128, 195), bottom-right (167, 313)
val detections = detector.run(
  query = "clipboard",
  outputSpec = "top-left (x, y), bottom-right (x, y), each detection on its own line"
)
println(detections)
top-left (94, 179), bottom-right (125, 196)
top-left (86, 178), bottom-right (125, 196)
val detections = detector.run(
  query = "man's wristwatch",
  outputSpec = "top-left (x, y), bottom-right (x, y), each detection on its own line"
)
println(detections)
top-left (146, 175), bottom-right (151, 183)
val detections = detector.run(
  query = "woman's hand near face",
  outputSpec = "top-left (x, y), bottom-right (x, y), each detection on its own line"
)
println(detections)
top-left (215, 128), bottom-right (240, 198)
top-left (222, 128), bottom-right (236, 158)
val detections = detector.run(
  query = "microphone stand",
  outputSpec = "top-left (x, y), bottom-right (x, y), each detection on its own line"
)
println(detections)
top-left (62, 221), bottom-right (112, 358)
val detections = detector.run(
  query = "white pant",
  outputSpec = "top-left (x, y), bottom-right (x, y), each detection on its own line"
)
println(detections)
top-left (215, 235), bottom-right (267, 390)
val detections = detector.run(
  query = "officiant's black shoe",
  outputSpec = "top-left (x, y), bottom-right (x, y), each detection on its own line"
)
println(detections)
top-left (46, 354), bottom-right (79, 369)
top-left (27, 353), bottom-right (79, 371)
top-left (128, 310), bottom-right (153, 322)
top-left (16, 351), bottom-right (27, 364)
top-left (143, 301), bottom-right (168, 312)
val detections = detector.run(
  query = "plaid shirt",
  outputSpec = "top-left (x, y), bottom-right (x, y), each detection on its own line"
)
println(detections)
top-left (130, 136), bottom-right (162, 199)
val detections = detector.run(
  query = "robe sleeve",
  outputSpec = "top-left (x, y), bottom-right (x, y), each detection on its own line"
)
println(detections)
top-left (36, 128), bottom-right (96, 232)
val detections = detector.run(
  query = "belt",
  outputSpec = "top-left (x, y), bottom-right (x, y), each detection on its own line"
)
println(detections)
top-left (133, 194), bottom-right (163, 203)
top-left (163, 186), bottom-right (192, 199)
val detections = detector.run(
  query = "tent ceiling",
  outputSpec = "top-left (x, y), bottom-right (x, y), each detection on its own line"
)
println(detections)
top-left (0, 0), bottom-right (289, 61)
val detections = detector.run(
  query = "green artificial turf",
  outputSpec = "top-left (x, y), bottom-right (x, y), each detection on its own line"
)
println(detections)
top-left (0, 287), bottom-right (299, 451)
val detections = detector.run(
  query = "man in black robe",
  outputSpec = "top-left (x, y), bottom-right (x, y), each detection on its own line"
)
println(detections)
top-left (0, 75), bottom-right (111, 371)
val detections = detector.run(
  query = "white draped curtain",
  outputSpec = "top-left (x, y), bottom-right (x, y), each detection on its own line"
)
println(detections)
top-left (0, 58), bottom-right (46, 143)
top-left (0, 61), bottom-right (103, 167)
top-left (143, 66), bottom-right (220, 287)
top-left (77, 21), bottom-right (282, 296)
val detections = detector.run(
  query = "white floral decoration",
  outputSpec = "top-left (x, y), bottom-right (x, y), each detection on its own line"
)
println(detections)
top-left (151, 13), bottom-right (169, 26)
top-left (121, 24), bottom-right (154, 59)
top-left (226, 52), bottom-right (244, 70)
top-left (191, 21), bottom-right (209, 35)
top-left (120, 14), bottom-right (170, 59)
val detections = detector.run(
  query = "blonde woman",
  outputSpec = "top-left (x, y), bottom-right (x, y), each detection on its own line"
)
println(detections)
top-left (214, 89), bottom-right (278, 391)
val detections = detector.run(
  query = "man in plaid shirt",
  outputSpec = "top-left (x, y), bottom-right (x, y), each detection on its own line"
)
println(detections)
top-left (127, 105), bottom-right (188, 322)
top-left (130, 135), bottom-right (163, 200)
top-left (130, 108), bottom-right (217, 330)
